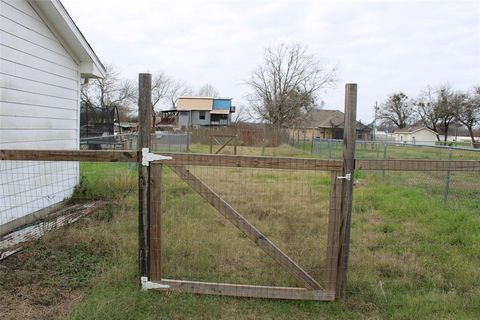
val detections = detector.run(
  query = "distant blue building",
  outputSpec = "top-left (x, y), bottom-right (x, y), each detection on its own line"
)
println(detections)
top-left (158, 96), bottom-right (235, 129)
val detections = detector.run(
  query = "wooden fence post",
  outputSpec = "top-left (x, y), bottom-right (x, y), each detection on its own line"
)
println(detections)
top-left (148, 162), bottom-right (162, 281)
top-left (336, 83), bottom-right (357, 299)
top-left (234, 135), bottom-right (237, 155)
top-left (138, 73), bottom-right (152, 278)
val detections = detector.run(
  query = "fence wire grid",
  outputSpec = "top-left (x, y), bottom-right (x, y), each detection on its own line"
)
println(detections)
top-left (159, 164), bottom-right (332, 289)
top-left (0, 159), bottom-right (138, 256)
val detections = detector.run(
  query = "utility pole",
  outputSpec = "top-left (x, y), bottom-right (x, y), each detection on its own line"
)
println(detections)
top-left (373, 101), bottom-right (378, 141)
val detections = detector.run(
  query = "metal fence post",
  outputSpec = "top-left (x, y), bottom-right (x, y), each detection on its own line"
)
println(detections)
top-left (303, 130), bottom-right (307, 152)
top-left (328, 140), bottom-right (332, 159)
top-left (444, 147), bottom-right (452, 202)
top-left (382, 143), bottom-right (387, 179)
top-left (297, 129), bottom-right (300, 148)
top-left (262, 124), bottom-right (266, 156)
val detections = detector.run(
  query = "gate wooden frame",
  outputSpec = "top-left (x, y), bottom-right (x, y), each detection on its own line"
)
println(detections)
top-left (145, 156), bottom-right (343, 301)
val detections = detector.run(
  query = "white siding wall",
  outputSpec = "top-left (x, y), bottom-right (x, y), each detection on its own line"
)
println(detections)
top-left (395, 129), bottom-right (438, 145)
top-left (0, 0), bottom-right (80, 227)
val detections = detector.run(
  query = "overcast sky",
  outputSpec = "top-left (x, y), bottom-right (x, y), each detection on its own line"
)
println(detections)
top-left (62, 0), bottom-right (480, 123)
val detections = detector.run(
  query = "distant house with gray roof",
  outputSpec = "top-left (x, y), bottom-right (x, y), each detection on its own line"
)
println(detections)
top-left (289, 109), bottom-right (371, 140)
top-left (158, 96), bottom-right (235, 129)
top-left (393, 126), bottom-right (438, 145)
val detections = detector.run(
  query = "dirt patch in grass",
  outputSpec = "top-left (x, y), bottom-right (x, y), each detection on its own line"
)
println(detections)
top-left (0, 208), bottom-right (116, 320)
top-left (0, 287), bottom-right (83, 320)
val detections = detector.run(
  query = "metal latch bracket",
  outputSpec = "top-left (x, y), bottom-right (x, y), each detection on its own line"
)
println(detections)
top-left (141, 148), bottom-right (171, 166)
top-left (337, 173), bottom-right (352, 181)
top-left (140, 276), bottom-right (170, 291)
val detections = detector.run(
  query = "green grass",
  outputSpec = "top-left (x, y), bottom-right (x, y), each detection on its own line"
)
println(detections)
top-left (70, 162), bottom-right (137, 202)
top-left (2, 144), bottom-right (478, 319)
top-left (61, 153), bottom-right (479, 319)
top-left (292, 140), bottom-right (480, 161)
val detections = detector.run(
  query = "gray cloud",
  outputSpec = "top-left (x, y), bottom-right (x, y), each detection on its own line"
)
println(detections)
top-left (63, 0), bottom-right (480, 122)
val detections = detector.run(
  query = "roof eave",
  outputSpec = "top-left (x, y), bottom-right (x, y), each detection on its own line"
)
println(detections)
top-left (29, 0), bottom-right (106, 79)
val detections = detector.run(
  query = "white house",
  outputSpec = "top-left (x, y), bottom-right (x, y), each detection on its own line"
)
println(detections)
top-left (394, 126), bottom-right (438, 145)
top-left (0, 0), bottom-right (105, 235)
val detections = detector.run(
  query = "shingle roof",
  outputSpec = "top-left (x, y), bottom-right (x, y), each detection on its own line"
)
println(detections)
top-left (394, 126), bottom-right (437, 134)
top-left (299, 109), bottom-right (370, 130)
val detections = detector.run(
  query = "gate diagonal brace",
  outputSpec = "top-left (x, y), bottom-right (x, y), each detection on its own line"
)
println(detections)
top-left (142, 148), bottom-right (171, 166)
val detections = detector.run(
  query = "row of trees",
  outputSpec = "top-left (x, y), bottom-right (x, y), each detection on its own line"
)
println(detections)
top-left (81, 64), bottom-right (221, 122)
top-left (379, 85), bottom-right (480, 144)
top-left (81, 42), bottom-right (334, 131)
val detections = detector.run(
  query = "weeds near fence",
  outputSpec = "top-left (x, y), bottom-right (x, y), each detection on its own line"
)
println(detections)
top-left (1, 144), bottom-right (478, 318)
top-left (70, 163), bottom-right (137, 202)
top-left (61, 162), bottom-right (480, 319)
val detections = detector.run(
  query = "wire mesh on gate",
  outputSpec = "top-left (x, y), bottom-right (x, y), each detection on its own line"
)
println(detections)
top-left (159, 160), bottom-right (333, 290)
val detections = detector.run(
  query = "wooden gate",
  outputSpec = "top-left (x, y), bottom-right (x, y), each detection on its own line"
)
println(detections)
top-left (143, 154), bottom-right (346, 300)
top-left (137, 77), bottom-right (358, 300)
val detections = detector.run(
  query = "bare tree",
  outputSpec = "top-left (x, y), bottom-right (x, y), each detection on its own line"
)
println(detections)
top-left (197, 83), bottom-right (219, 97)
top-left (416, 85), bottom-right (462, 143)
top-left (437, 85), bottom-right (461, 144)
top-left (151, 72), bottom-right (173, 110)
top-left (378, 92), bottom-right (413, 129)
top-left (246, 42), bottom-right (336, 137)
top-left (456, 86), bottom-right (480, 146)
top-left (166, 80), bottom-right (193, 109)
top-left (81, 64), bottom-right (135, 121)
top-left (148, 72), bottom-right (174, 129)
top-left (415, 86), bottom-right (442, 141)
top-left (231, 105), bottom-right (251, 125)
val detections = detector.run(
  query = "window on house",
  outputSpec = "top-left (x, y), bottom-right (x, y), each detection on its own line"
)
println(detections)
top-left (199, 111), bottom-right (206, 120)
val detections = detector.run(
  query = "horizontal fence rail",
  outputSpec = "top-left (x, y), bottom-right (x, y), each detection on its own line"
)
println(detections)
top-left (153, 279), bottom-right (335, 301)
top-left (160, 153), bottom-right (343, 171)
top-left (356, 159), bottom-right (480, 171)
top-left (2, 150), bottom-right (479, 172)
top-left (0, 150), bottom-right (138, 162)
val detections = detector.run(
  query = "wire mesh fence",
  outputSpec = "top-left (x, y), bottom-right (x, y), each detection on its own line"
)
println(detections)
top-left (160, 164), bottom-right (332, 289)
top-left (1, 146), bottom-right (478, 303)
top-left (80, 132), bottom-right (188, 152)
top-left (0, 158), bottom-right (138, 259)
top-left (347, 168), bottom-right (480, 307)
top-left (290, 138), bottom-right (480, 161)
top-left (287, 138), bottom-right (480, 204)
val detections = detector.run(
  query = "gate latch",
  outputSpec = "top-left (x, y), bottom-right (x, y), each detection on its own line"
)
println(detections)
top-left (337, 173), bottom-right (352, 181)
top-left (142, 148), bottom-right (171, 166)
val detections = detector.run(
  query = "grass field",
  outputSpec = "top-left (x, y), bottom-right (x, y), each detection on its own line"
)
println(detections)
top-left (288, 139), bottom-right (480, 161)
top-left (1, 144), bottom-right (479, 319)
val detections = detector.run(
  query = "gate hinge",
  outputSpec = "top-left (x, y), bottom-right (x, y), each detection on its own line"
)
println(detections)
top-left (142, 148), bottom-right (171, 166)
top-left (337, 173), bottom-right (352, 181)
top-left (141, 277), bottom-right (170, 291)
